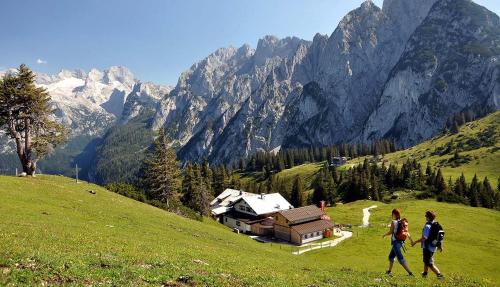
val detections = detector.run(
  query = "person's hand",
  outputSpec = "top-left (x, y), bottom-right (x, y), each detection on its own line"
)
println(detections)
top-left (411, 242), bottom-right (416, 247)
top-left (438, 246), bottom-right (443, 252)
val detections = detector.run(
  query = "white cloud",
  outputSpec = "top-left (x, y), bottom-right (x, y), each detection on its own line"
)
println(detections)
top-left (36, 58), bottom-right (47, 65)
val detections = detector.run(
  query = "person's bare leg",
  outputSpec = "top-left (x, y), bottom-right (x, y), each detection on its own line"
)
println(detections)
top-left (422, 265), bottom-right (429, 276)
top-left (429, 265), bottom-right (441, 275)
top-left (387, 261), bottom-right (394, 272)
top-left (401, 262), bottom-right (412, 274)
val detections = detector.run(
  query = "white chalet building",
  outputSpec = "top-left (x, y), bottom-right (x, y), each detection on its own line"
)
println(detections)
top-left (216, 191), bottom-right (293, 235)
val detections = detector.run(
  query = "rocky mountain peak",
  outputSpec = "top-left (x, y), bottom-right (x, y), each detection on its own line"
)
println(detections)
top-left (360, 0), bottom-right (376, 11)
top-left (236, 43), bottom-right (255, 59)
top-left (103, 66), bottom-right (135, 85)
top-left (87, 68), bottom-right (104, 82)
top-left (57, 69), bottom-right (86, 79)
top-left (254, 35), bottom-right (310, 66)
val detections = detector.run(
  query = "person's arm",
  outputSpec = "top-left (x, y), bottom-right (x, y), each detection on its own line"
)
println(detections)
top-left (408, 233), bottom-right (415, 245)
top-left (382, 221), bottom-right (395, 238)
top-left (411, 235), bottom-right (426, 246)
top-left (412, 224), bottom-right (429, 246)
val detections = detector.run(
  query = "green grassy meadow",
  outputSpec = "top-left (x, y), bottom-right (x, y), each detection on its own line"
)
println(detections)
top-left (1, 175), bottom-right (499, 286)
top-left (314, 200), bottom-right (500, 285)
top-left (349, 111), bottom-right (500, 181)
top-left (238, 161), bottom-right (325, 191)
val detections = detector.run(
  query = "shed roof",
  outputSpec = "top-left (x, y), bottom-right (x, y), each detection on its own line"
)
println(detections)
top-left (291, 219), bottom-right (334, 235)
top-left (278, 205), bottom-right (323, 223)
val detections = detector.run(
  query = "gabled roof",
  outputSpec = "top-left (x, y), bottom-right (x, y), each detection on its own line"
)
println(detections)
top-left (291, 219), bottom-right (333, 235)
top-left (210, 188), bottom-right (255, 209)
top-left (236, 193), bottom-right (293, 216)
top-left (211, 206), bottom-right (231, 216)
top-left (278, 205), bottom-right (324, 223)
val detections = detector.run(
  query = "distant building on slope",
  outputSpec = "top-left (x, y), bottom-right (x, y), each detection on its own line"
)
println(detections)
top-left (330, 156), bottom-right (348, 167)
top-left (274, 205), bottom-right (334, 245)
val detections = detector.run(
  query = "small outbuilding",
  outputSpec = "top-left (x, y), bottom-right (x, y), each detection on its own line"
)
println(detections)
top-left (273, 205), bottom-right (334, 245)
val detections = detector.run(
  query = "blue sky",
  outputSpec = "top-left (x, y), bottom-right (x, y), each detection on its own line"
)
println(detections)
top-left (1, 0), bottom-right (499, 85)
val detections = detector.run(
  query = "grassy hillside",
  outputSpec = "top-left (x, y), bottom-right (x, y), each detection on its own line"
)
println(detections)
top-left (0, 175), bottom-right (497, 286)
top-left (315, 200), bottom-right (500, 285)
top-left (240, 111), bottom-right (499, 188)
top-left (238, 161), bottom-right (325, 191)
top-left (350, 111), bottom-right (500, 181)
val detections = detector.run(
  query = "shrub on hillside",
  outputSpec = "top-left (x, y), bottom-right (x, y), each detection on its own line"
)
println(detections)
top-left (416, 191), bottom-right (434, 200)
top-left (106, 182), bottom-right (147, 202)
top-left (437, 193), bottom-right (469, 205)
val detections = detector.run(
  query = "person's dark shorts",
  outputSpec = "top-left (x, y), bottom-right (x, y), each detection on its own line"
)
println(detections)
top-left (423, 248), bottom-right (435, 266)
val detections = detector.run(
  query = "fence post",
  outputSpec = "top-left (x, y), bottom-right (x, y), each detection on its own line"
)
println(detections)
top-left (15, 168), bottom-right (18, 177)
top-left (75, 164), bottom-right (79, 183)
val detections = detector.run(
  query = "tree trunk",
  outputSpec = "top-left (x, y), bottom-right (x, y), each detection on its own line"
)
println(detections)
top-left (26, 160), bottom-right (36, 176)
top-left (23, 119), bottom-right (35, 176)
top-left (19, 156), bottom-right (36, 176)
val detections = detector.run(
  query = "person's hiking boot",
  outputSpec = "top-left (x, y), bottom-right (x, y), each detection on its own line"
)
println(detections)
top-left (408, 272), bottom-right (414, 277)
top-left (437, 274), bottom-right (445, 280)
top-left (421, 272), bottom-right (428, 278)
top-left (385, 271), bottom-right (392, 277)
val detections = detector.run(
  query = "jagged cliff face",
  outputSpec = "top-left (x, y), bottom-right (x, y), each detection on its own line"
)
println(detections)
top-left (166, 0), bottom-right (479, 163)
top-left (282, 0), bottom-right (439, 147)
top-left (155, 36), bottom-right (311, 161)
top-left (121, 82), bottom-right (172, 124)
top-left (362, 0), bottom-right (500, 146)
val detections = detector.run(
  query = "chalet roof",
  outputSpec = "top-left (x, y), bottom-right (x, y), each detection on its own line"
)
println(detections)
top-left (237, 193), bottom-right (293, 216)
top-left (210, 188), bottom-right (255, 209)
top-left (278, 205), bottom-right (324, 223)
top-left (291, 219), bottom-right (334, 235)
top-left (211, 206), bottom-right (231, 216)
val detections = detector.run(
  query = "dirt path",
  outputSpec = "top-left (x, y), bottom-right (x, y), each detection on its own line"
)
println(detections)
top-left (360, 205), bottom-right (378, 227)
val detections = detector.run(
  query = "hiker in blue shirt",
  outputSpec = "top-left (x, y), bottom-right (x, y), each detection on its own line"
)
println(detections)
top-left (382, 209), bottom-right (413, 276)
top-left (411, 210), bottom-right (444, 279)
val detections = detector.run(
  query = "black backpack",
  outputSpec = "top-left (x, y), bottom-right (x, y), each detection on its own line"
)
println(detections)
top-left (426, 222), bottom-right (445, 247)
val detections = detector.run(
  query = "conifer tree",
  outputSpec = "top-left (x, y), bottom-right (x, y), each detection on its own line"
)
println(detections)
top-left (143, 129), bottom-right (181, 207)
top-left (291, 175), bottom-right (305, 207)
top-left (454, 173), bottom-right (467, 197)
top-left (312, 169), bottom-right (327, 205)
top-left (434, 169), bottom-right (447, 194)
top-left (469, 174), bottom-right (481, 207)
top-left (183, 163), bottom-right (212, 216)
top-left (212, 166), bottom-right (226, 197)
top-left (181, 163), bottom-right (195, 204)
top-left (324, 169), bottom-right (337, 205)
top-left (0, 64), bottom-right (67, 175)
top-left (277, 178), bottom-right (289, 201)
top-left (201, 159), bottom-right (213, 196)
top-left (480, 177), bottom-right (495, 208)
